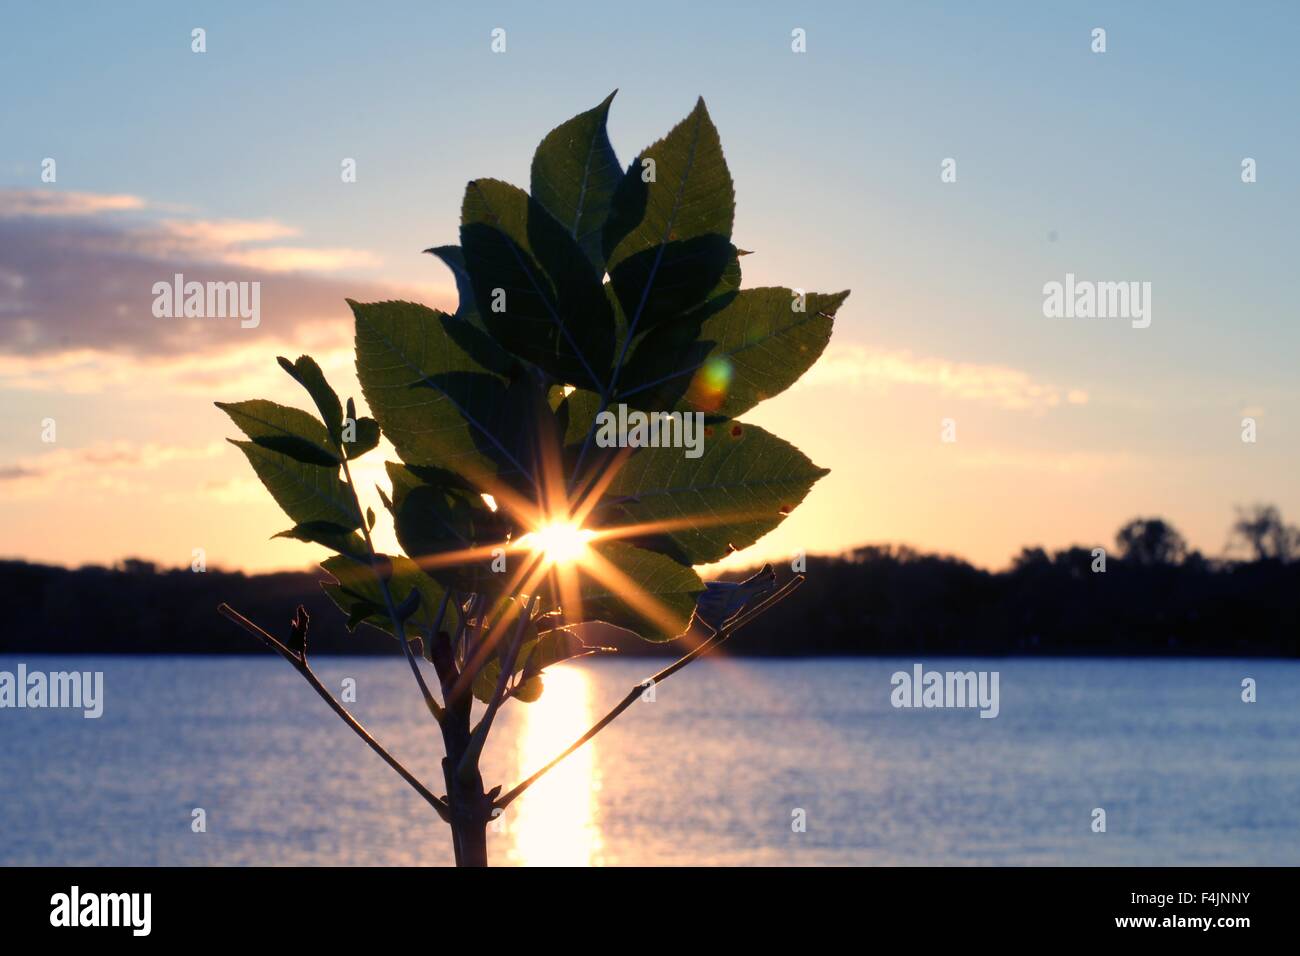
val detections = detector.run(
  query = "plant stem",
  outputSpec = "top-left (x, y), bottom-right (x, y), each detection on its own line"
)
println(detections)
top-left (341, 452), bottom-right (481, 861)
top-left (458, 593), bottom-right (539, 783)
top-left (340, 454), bottom-right (443, 722)
top-left (441, 756), bottom-right (490, 867)
top-left (444, 556), bottom-right (541, 709)
top-left (432, 610), bottom-right (493, 867)
top-left (439, 561), bottom-right (543, 862)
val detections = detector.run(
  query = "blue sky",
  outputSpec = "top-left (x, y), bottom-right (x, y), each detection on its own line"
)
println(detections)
top-left (2, 1), bottom-right (1297, 571)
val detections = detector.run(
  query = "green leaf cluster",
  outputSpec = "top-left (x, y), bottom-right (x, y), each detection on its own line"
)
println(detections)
top-left (219, 92), bottom-right (846, 699)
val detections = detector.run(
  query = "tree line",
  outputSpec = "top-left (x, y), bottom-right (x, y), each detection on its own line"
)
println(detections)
top-left (1, 505), bottom-right (1296, 657)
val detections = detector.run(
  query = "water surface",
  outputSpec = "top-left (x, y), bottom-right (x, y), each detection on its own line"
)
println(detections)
top-left (1, 656), bottom-right (1296, 865)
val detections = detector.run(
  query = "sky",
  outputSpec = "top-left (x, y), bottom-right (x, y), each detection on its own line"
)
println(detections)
top-left (1, 1), bottom-right (1298, 574)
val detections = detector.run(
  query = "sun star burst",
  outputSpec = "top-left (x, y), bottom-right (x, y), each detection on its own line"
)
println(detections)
top-left (522, 521), bottom-right (596, 567)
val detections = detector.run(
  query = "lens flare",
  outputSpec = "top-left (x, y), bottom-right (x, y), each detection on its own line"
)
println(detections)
top-left (687, 355), bottom-right (733, 412)
top-left (520, 521), bottom-right (595, 566)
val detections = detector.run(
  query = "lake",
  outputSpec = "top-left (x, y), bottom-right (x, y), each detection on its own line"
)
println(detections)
top-left (1, 655), bottom-right (1296, 866)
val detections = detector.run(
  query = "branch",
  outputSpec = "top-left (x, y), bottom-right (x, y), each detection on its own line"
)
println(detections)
top-left (217, 602), bottom-right (450, 820)
top-left (458, 593), bottom-right (539, 783)
top-left (445, 556), bottom-right (541, 709)
top-left (449, 594), bottom-right (473, 679)
top-left (494, 574), bottom-right (805, 811)
top-left (340, 455), bottom-right (443, 723)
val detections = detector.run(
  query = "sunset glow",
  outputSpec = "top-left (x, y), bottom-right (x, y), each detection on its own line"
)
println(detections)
top-left (2, 4), bottom-right (1297, 581)
top-left (506, 665), bottom-right (602, 866)
top-left (519, 521), bottom-right (596, 567)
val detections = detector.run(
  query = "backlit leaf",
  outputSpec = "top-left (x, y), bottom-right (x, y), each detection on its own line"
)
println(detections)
top-left (576, 541), bottom-right (703, 641)
top-left (230, 439), bottom-right (362, 532)
top-left (320, 553), bottom-right (458, 654)
top-left (216, 399), bottom-right (340, 466)
top-left (460, 178), bottom-right (615, 390)
top-left (351, 299), bottom-right (533, 489)
top-left (277, 355), bottom-right (344, 441)
top-left (530, 90), bottom-right (622, 272)
top-left (603, 99), bottom-right (735, 337)
top-left (601, 422), bottom-right (827, 565)
top-left (619, 288), bottom-right (849, 419)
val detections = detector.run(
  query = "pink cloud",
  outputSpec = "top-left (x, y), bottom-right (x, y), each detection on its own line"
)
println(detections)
top-left (0, 189), bottom-right (433, 357)
top-left (796, 343), bottom-right (1089, 413)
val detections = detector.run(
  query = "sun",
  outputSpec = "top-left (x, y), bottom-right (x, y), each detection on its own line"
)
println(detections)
top-left (521, 521), bottom-right (596, 567)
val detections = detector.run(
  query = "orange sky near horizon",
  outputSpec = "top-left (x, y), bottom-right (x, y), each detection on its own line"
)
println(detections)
top-left (3, 6), bottom-right (1299, 577)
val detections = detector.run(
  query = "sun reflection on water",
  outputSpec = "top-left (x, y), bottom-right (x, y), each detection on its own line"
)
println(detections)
top-left (505, 664), bottom-right (603, 866)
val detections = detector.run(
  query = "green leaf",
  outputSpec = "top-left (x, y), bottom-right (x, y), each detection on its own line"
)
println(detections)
top-left (253, 435), bottom-right (342, 467)
top-left (576, 541), bottom-right (703, 641)
top-left (424, 244), bottom-right (484, 328)
top-left (460, 178), bottom-right (615, 390)
top-left (511, 676), bottom-right (545, 703)
top-left (553, 386), bottom-right (627, 493)
top-left (216, 400), bottom-right (341, 466)
top-left (556, 386), bottom-right (604, 450)
top-left (386, 461), bottom-right (508, 592)
top-left (619, 288), bottom-right (849, 419)
top-left (273, 521), bottom-right (367, 561)
top-left (603, 98), bottom-right (736, 337)
top-left (277, 355), bottom-right (344, 441)
top-left (530, 90), bottom-right (622, 272)
top-left (342, 416), bottom-right (381, 459)
top-left (229, 439), bottom-right (362, 532)
top-left (701, 245), bottom-right (745, 306)
top-left (471, 625), bottom-right (607, 704)
top-left (342, 597), bottom-right (385, 632)
top-left (521, 626), bottom-right (613, 682)
top-left (351, 299), bottom-right (533, 488)
top-left (695, 564), bottom-right (776, 633)
top-left (320, 554), bottom-right (458, 652)
top-left (470, 597), bottom-right (538, 702)
top-left (601, 422), bottom-right (828, 565)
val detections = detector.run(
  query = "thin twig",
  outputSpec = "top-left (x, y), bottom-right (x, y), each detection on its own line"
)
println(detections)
top-left (341, 455), bottom-right (442, 722)
top-left (494, 574), bottom-right (805, 810)
top-left (445, 556), bottom-right (541, 709)
top-left (429, 588), bottom-right (452, 643)
top-left (450, 597), bottom-right (466, 671)
top-left (217, 602), bottom-right (450, 819)
top-left (458, 592), bottom-right (539, 782)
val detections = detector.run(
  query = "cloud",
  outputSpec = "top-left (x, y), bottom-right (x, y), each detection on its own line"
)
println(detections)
top-left (144, 218), bottom-right (381, 272)
top-left (0, 190), bottom-right (147, 217)
top-left (949, 448), bottom-right (1138, 474)
top-left (220, 246), bottom-right (383, 272)
top-left (200, 475), bottom-right (270, 506)
top-left (0, 464), bottom-right (40, 481)
top-left (796, 343), bottom-right (1088, 412)
top-left (0, 440), bottom-right (226, 499)
top-left (0, 188), bottom-right (428, 358)
top-left (158, 218), bottom-right (299, 245)
top-left (0, 337), bottom-right (354, 395)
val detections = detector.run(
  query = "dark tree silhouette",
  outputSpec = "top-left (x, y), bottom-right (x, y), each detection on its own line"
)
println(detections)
top-left (1230, 504), bottom-right (1300, 561)
top-left (4, 512), bottom-right (1297, 660)
top-left (1115, 517), bottom-right (1187, 566)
